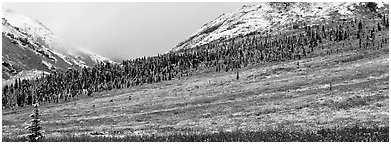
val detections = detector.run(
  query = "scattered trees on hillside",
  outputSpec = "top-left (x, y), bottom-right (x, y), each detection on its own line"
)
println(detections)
top-left (1, 13), bottom-right (389, 109)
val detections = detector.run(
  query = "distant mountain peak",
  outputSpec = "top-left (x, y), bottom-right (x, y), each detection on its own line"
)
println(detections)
top-left (2, 8), bottom-right (112, 81)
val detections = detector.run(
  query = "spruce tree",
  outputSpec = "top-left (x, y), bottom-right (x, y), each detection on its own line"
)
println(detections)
top-left (25, 103), bottom-right (43, 142)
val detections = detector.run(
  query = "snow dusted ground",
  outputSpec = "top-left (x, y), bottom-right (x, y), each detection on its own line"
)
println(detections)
top-left (2, 9), bottom-right (56, 46)
top-left (50, 50), bottom-right (74, 66)
top-left (41, 60), bottom-right (54, 69)
top-left (78, 48), bottom-right (115, 63)
top-left (171, 2), bottom-right (388, 52)
top-left (2, 19), bottom-right (26, 40)
top-left (89, 54), bottom-right (113, 63)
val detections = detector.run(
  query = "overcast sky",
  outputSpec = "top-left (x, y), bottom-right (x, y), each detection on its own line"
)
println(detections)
top-left (3, 2), bottom-right (258, 60)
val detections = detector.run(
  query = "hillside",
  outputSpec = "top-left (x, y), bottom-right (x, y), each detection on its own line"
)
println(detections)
top-left (2, 9), bottom-right (112, 82)
top-left (2, 2), bottom-right (389, 142)
top-left (2, 29), bottom-right (388, 141)
top-left (170, 2), bottom-right (388, 52)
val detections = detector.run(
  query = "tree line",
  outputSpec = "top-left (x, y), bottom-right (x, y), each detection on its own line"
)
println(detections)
top-left (2, 13), bottom-right (389, 109)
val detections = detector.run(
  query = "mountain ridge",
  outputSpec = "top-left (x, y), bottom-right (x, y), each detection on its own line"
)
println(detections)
top-left (170, 2), bottom-right (388, 52)
top-left (2, 8), bottom-right (113, 82)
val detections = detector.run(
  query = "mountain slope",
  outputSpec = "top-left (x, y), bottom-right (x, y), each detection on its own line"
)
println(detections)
top-left (170, 2), bottom-right (388, 52)
top-left (3, 29), bottom-right (388, 139)
top-left (2, 9), bottom-right (113, 81)
top-left (1, 2), bottom-right (388, 141)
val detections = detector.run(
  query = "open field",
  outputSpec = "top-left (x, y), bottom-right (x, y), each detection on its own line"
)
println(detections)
top-left (2, 38), bottom-right (389, 141)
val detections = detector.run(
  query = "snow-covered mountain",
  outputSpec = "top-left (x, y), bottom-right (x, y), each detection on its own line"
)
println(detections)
top-left (170, 2), bottom-right (388, 52)
top-left (2, 8), bottom-right (113, 81)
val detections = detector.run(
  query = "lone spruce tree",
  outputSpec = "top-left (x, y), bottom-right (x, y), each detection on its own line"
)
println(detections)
top-left (25, 103), bottom-right (43, 142)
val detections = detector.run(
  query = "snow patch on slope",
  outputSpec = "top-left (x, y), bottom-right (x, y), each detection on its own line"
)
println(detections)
top-left (50, 50), bottom-right (73, 65)
top-left (2, 19), bottom-right (25, 38)
top-left (89, 54), bottom-right (112, 63)
top-left (70, 58), bottom-right (88, 68)
top-left (41, 60), bottom-right (54, 70)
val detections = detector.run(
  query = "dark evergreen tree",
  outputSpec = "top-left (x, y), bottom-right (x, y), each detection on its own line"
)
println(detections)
top-left (25, 103), bottom-right (43, 142)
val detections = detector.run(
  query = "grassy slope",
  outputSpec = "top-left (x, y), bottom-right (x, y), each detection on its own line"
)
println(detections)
top-left (2, 32), bottom-right (389, 140)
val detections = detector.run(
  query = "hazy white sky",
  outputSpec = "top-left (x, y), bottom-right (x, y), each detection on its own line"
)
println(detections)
top-left (3, 2), bottom-right (258, 60)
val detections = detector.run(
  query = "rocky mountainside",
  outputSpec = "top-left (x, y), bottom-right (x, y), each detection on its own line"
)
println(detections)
top-left (2, 9), bottom-right (112, 82)
top-left (170, 2), bottom-right (388, 52)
